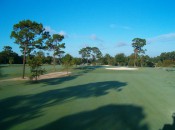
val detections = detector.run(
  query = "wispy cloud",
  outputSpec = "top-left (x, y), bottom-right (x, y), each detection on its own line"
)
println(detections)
top-left (116, 42), bottom-right (128, 47)
top-left (109, 24), bottom-right (131, 30)
top-left (90, 34), bottom-right (103, 42)
top-left (70, 33), bottom-right (104, 42)
top-left (45, 26), bottom-right (68, 38)
top-left (147, 33), bottom-right (175, 43)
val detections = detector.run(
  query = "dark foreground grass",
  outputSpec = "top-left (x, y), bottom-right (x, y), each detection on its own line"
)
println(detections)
top-left (0, 66), bottom-right (175, 130)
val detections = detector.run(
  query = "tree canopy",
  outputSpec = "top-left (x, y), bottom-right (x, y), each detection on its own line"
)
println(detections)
top-left (46, 34), bottom-right (65, 71)
top-left (10, 19), bottom-right (49, 78)
top-left (79, 46), bottom-right (102, 64)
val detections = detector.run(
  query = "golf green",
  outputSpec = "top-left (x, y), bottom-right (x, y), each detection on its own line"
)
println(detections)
top-left (0, 66), bottom-right (175, 130)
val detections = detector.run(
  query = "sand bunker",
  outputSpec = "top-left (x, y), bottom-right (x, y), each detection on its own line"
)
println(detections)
top-left (106, 67), bottom-right (138, 70)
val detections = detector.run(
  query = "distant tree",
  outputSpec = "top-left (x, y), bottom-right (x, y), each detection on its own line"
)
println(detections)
top-left (11, 20), bottom-right (49, 78)
top-left (45, 56), bottom-right (52, 64)
top-left (3, 46), bottom-right (12, 53)
top-left (72, 57), bottom-right (82, 66)
top-left (62, 54), bottom-right (73, 75)
top-left (162, 60), bottom-right (175, 67)
top-left (0, 46), bottom-right (22, 64)
top-left (155, 51), bottom-right (175, 67)
top-left (102, 54), bottom-right (115, 65)
top-left (132, 38), bottom-right (146, 67)
top-left (46, 34), bottom-right (65, 71)
top-left (9, 57), bottom-right (14, 65)
top-left (2, 46), bottom-right (13, 63)
top-left (115, 53), bottom-right (126, 66)
top-left (128, 53), bottom-right (135, 66)
top-left (91, 47), bottom-right (102, 65)
top-left (79, 46), bottom-right (102, 65)
top-left (79, 47), bottom-right (91, 64)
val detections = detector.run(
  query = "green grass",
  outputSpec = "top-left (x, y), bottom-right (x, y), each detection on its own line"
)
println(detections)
top-left (0, 66), bottom-right (175, 130)
top-left (0, 64), bottom-right (64, 80)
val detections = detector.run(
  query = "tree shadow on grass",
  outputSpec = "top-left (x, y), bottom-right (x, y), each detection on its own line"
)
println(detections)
top-left (36, 104), bottom-right (149, 130)
top-left (0, 81), bottom-right (126, 130)
top-left (25, 66), bottom-right (102, 85)
top-left (0, 66), bottom-right (9, 80)
top-left (0, 66), bottom-right (1, 77)
top-left (73, 65), bottom-right (103, 75)
top-left (26, 75), bottom-right (79, 86)
top-left (160, 113), bottom-right (175, 130)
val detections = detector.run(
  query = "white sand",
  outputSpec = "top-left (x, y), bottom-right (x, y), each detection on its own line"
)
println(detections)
top-left (102, 65), bottom-right (111, 66)
top-left (106, 67), bottom-right (138, 70)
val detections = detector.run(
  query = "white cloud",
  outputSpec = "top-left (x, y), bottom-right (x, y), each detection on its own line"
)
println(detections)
top-left (45, 26), bottom-right (57, 34)
top-left (116, 42), bottom-right (128, 47)
top-left (45, 26), bottom-right (68, 38)
top-left (59, 30), bottom-right (68, 38)
top-left (147, 33), bottom-right (175, 43)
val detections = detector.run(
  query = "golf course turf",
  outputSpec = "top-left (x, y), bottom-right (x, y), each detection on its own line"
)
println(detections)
top-left (0, 66), bottom-right (175, 130)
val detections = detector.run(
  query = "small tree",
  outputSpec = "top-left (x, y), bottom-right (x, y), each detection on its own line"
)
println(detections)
top-left (132, 38), bottom-right (146, 67)
top-left (62, 54), bottom-right (73, 75)
top-left (28, 52), bottom-right (46, 81)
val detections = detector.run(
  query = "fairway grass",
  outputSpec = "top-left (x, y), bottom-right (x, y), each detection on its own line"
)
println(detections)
top-left (0, 66), bottom-right (175, 130)
top-left (0, 64), bottom-right (64, 80)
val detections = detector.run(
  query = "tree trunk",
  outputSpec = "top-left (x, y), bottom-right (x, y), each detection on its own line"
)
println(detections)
top-left (53, 55), bottom-right (56, 71)
top-left (22, 45), bottom-right (27, 79)
top-left (67, 66), bottom-right (68, 75)
top-left (141, 56), bottom-right (143, 67)
top-left (134, 49), bottom-right (137, 67)
top-left (35, 70), bottom-right (37, 81)
top-left (53, 49), bottom-right (56, 71)
top-left (134, 53), bottom-right (136, 67)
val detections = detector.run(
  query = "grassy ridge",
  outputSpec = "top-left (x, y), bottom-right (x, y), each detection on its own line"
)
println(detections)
top-left (0, 66), bottom-right (175, 130)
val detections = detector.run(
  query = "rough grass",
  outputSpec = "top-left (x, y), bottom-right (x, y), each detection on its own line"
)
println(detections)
top-left (0, 66), bottom-right (175, 130)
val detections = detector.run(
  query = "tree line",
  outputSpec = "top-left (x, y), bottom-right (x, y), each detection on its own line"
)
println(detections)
top-left (0, 19), bottom-right (175, 79)
top-left (1, 45), bottom-right (174, 68)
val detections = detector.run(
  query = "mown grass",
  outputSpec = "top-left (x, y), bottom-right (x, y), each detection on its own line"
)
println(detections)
top-left (0, 66), bottom-right (175, 130)
top-left (0, 64), bottom-right (64, 80)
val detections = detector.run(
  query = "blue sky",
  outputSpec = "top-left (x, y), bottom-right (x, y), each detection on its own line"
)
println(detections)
top-left (0, 0), bottom-right (175, 57)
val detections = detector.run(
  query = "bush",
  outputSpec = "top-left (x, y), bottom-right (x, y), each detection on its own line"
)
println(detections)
top-left (28, 55), bottom-right (46, 81)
